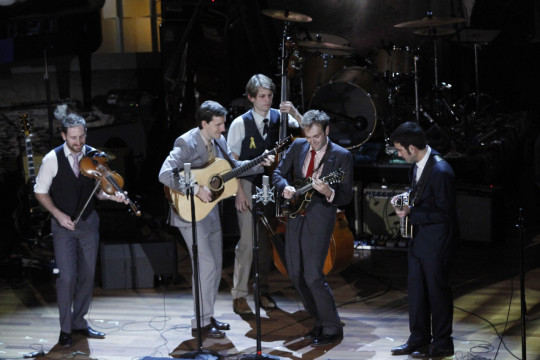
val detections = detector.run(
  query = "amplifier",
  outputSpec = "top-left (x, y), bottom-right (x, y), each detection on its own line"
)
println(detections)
top-left (362, 183), bottom-right (410, 236)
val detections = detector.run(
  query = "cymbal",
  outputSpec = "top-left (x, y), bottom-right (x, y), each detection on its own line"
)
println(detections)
top-left (394, 16), bottom-right (466, 28)
top-left (261, 9), bottom-right (312, 23)
top-left (298, 40), bottom-right (354, 52)
top-left (414, 28), bottom-right (457, 37)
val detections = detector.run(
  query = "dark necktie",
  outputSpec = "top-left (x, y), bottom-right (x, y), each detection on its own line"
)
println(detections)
top-left (412, 164), bottom-right (418, 186)
top-left (263, 118), bottom-right (269, 136)
top-left (306, 149), bottom-right (316, 178)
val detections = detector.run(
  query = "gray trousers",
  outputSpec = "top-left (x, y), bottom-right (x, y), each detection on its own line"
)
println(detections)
top-left (232, 178), bottom-right (272, 299)
top-left (285, 215), bottom-right (342, 336)
top-left (52, 210), bottom-right (99, 333)
top-left (177, 209), bottom-right (223, 329)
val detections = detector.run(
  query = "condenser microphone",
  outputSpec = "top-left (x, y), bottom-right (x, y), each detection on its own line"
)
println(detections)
top-left (183, 163), bottom-right (191, 198)
top-left (261, 175), bottom-right (275, 205)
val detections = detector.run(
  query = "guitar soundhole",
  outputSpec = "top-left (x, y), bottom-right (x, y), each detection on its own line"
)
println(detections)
top-left (209, 175), bottom-right (223, 191)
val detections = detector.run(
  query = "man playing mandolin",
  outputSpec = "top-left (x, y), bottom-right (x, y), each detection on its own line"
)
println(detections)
top-left (34, 113), bottom-right (128, 347)
top-left (272, 109), bottom-right (353, 346)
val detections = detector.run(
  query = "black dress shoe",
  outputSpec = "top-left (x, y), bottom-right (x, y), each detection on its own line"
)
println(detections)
top-left (304, 326), bottom-right (322, 340)
top-left (58, 331), bottom-right (72, 347)
top-left (311, 332), bottom-right (343, 346)
top-left (412, 345), bottom-right (454, 358)
top-left (391, 342), bottom-right (428, 355)
top-left (210, 317), bottom-right (230, 331)
top-left (74, 326), bottom-right (105, 339)
top-left (192, 324), bottom-right (225, 339)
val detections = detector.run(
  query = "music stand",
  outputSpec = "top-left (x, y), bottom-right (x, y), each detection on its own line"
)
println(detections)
top-left (175, 163), bottom-right (223, 360)
top-left (240, 175), bottom-right (279, 360)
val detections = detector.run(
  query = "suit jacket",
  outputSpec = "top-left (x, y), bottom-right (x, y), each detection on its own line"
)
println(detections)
top-left (159, 127), bottom-right (263, 228)
top-left (272, 138), bottom-right (353, 232)
top-left (408, 150), bottom-right (458, 259)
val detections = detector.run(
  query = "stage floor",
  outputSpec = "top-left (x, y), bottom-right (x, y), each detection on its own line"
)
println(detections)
top-left (1, 234), bottom-right (540, 360)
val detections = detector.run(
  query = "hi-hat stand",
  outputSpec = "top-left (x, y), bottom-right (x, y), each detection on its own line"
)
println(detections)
top-left (240, 175), bottom-right (279, 360)
top-left (175, 163), bottom-right (223, 360)
top-left (516, 208), bottom-right (527, 360)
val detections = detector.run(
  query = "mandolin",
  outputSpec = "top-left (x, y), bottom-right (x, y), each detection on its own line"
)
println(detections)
top-left (395, 191), bottom-right (413, 238)
top-left (283, 169), bottom-right (345, 218)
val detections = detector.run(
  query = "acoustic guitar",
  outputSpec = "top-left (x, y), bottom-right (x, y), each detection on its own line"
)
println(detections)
top-left (164, 136), bottom-right (292, 222)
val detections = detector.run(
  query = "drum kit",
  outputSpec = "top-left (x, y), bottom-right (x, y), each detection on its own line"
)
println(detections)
top-left (262, 9), bottom-right (470, 150)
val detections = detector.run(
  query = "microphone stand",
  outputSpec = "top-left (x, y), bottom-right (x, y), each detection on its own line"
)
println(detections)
top-left (516, 208), bottom-right (527, 360)
top-left (240, 176), bottom-right (279, 360)
top-left (176, 163), bottom-right (222, 360)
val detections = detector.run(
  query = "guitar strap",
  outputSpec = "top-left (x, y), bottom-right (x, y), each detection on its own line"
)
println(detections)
top-left (410, 154), bottom-right (443, 205)
top-left (214, 141), bottom-right (236, 169)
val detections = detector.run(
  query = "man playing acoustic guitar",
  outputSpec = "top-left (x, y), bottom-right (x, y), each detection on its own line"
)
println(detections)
top-left (158, 100), bottom-right (275, 339)
top-left (272, 109), bottom-right (353, 346)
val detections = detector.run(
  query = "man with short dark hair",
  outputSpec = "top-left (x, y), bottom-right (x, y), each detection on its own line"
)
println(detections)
top-left (159, 100), bottom-right (274, 338)
top-left (272, 109), bottom-right (353, 346)
top-left (389, 121), bottom-right (457, 358)
top-left (34, 113), bottom-right (128, 347)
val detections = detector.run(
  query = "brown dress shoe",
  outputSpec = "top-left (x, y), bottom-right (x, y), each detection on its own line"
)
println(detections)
top-left (233, 297), bottom-right (253, 314)
top-left (191, 324), bottom-right (225, 338)
top-left (257, 293), bottom-right (276, 309)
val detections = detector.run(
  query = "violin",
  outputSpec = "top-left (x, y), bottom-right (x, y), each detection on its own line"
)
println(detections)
top-left (79, 152), bottom-right (141, 216)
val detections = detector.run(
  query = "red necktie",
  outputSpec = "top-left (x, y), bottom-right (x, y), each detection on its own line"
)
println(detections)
top-left (306, 149), bottom-right (316, 178)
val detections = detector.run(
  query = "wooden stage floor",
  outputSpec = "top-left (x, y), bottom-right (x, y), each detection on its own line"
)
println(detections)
top-left (1, 233), bottom-right (540, 360)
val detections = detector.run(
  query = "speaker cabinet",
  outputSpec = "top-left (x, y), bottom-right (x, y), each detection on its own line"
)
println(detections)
top-left (100, 242), bottom-right (176, 290)
top-left (457, 185), bottom-right (501, 243)
top-left (362, 183), bottom-right (409, 236)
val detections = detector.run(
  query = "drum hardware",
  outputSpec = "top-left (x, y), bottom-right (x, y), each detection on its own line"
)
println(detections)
top-left (413, 27), bottom-right (456, 37)
top-left (261, 8), bottom-right (312, 23)
top-left (394, 12), bottom-right (466, 28)
top-left (395, 12), bottom-right (465, 125)
top-left (449, 28), bottom-right (501, 117)
top-left (298, 40), bottom-right (355, 52)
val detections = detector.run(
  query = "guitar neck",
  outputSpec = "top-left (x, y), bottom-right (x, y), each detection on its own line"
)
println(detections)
top-left (25, 137), bottom-right (36, 183)
top-left (222, 149), bottom-right (276, 183)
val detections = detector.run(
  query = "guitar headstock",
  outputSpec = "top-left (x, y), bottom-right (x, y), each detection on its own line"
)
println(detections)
top-left (19, 113), bottom-right (31, 137)
top-left (324, 169), bottom-right (345, 184)
top-left (273, 135), bottom-right (293, 154)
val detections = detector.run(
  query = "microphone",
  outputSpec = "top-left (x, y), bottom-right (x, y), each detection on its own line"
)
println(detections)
top-left (183, 163), bottom-right (192, 198)
top-left (262, 175), bottom-right (270, 205)
top-left (254, 175), bottom-right (275, 206)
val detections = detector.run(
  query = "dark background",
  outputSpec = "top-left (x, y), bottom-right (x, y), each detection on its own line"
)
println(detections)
top-left (1, 0), bottom-right (540, 264)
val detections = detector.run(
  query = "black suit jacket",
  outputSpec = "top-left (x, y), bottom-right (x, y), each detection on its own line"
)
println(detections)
top-left (272, 138), bottom-right (353, 233)
top-left (408, 150), bottom-right (458, 259)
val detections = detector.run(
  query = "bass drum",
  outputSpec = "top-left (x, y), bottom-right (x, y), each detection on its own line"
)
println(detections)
top-left (310, 66), bottom-right (383, 149)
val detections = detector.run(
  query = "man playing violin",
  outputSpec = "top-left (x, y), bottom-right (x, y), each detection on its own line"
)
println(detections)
top-left (226, 74), bottom-right (302, 315)
top-left (272, 109), bottom-right (353, 346)
top-left (34, 113), bottom-right (128, 347)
